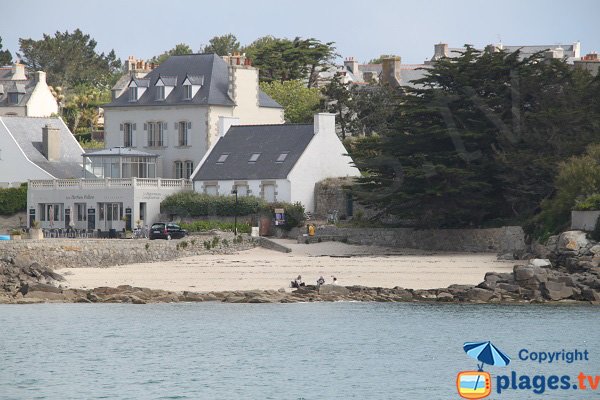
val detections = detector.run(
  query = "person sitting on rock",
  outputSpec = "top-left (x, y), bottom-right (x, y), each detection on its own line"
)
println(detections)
top-left (317, 276), bottom-right (325, 286)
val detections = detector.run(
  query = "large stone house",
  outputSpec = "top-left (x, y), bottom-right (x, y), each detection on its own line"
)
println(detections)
top-left (192, 113), bottom-right (361, 212)
top-left (0, 63), bottom-right (58, 117)
top-left (103, 53), bottom-right (284, 179)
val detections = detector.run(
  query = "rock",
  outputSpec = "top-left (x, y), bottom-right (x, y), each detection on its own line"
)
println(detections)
top-left (529, 259), bottom-right (552, 268)
top-left (25, 283), bottom-right (62, 294)
top-left (496, 283), bottom-right (521, 293)
top-left (391, 288), bottom-right (414, 301)
top-left (582, 289), bottom-right (600, 302)
top-left (436, 292), bottom-right (454, 302)
top-left (468, 288), bottom-right (495, 302)
top-left (277, 287), bottom-right (286, 293)
top-left (25, 291), bottom-right (67, 301)
top-left (557, 231), bottom-right (589, 253)
top-left (497, 253), bottom-right (515, 260)
top-left (590, 245), bottom-right (600, 256)
top-left (542, 281), bottom-right (574, 301)
top-left (514, 265), bottom-right (548, 284)
top-left (318, 285), bottom-right (350, 296)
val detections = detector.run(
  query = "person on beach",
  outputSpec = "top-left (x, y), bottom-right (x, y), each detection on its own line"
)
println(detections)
top-left (331, 276), bottom-right (338, 285)
top-left (296, 275), bottom-right (304, 287)
top-left (317, 276), bottom-right (325, 286)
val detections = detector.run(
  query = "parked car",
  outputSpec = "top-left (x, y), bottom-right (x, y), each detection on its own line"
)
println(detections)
top-left (149, 222), bottom-right (188, 240)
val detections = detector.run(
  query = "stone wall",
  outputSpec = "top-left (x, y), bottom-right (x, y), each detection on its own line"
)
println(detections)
top-left (571, 211), bottom-right (600, 231)
top-left (294, 226), bottom-right (526, 253)
top-left (0, 233), bottom-right (257, 269)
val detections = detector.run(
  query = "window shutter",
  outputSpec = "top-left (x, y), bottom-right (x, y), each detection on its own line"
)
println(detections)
top-left (119, 123), bottom-right (123, 131)
top-left (132, 129), bottom-right (137, 147)
top-left (144, 123), bottom-right (147, 131)
top-left (133, 123), bottom-right (136, 131)
top-left (174, 122), bottom-right (178, 130)
top-left (187, 121), bottom-right (192, 129)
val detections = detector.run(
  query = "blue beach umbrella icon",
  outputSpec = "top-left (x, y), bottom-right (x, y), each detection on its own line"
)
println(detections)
top-left (463, 341), bottom-right (511, 371)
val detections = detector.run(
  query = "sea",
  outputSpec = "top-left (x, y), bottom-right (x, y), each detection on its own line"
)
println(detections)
top-left (0, 302), bottom-right (598, 399)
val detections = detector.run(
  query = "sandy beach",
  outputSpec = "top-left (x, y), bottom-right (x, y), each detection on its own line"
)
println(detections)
top-left (56, 239), bottom-right (522, 292)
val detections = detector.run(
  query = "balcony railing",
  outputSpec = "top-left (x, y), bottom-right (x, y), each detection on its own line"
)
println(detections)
top-left (29, 178), bottom-right (193, 190)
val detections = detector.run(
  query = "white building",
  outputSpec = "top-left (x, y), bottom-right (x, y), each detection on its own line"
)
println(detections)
top-left (103, 53), bottom-right (284, 179)
top-left (0, 116), bottom-right (83, 187)
top-left (27, 147), bottom-right (192, 232)
top-left (0, 63), bottom-right (58, 117)
top-left (192, 113), bottom-right (361, 212)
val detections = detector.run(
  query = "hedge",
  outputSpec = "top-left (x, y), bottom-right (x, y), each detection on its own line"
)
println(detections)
top-left (0, 184), bottom-right (27, 215)
top-left (180, 220), bottom-right (252, 234)
top-left (161, 192), bottom-right (306, 230)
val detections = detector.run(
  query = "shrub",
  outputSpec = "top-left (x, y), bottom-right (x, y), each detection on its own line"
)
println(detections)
top-left (0, 184), bottom-right (27, 215)
top-left (181, 220), bottom-right (251, 234)
top-left (267, 201), bottom-right (306, 231)
top-left (222, 239), bottom-right (229, 247)
top-left (211, 236), bottom-right (220, 247)
top-left (203, 241), bottom-right (211, 250)
top-left (161, 192), bottom-right (268, 217)
top-left (574, 194), bottom-right (600, 211)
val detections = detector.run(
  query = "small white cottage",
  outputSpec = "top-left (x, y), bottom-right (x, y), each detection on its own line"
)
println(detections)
top-left (191, 113), bottom-right (361, 212)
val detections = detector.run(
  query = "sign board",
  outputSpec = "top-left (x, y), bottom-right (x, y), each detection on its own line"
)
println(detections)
top-left (274, 208), bottom-right (285, 226)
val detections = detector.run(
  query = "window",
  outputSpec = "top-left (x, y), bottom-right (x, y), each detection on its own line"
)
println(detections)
top-left (123, 123), bottom-right (133, 147)
top-left (205, 184), bottom-right (218, 195)
top-left (76, 203), bottom-right (87, 221)
top-left (147, 122), bottom-right (164, 147)
top-left (178, 121), bottom-right (188, 146)
top-left (98, 203), bottom-right (121, 221)
top-left (8, 93), bottom-right (21, 104)
top-left (175, 161), bottom-right (183, 179)
top-left (217, 154), bottom-right (229, 164)
top-left (249, 153), bottom-right (261, 163)
top-left (185, 161), bottom-right (194, 179)
top-left (129, 87), bottom-right (138, 102)
top-left (183, 84), bottom-right (192, 100)
top-left (39, 204), bottom-right (62, 222)
top-left (156, 86), bottom-right (165, 101)
top-left (276, 153), bottom-right (289, 163)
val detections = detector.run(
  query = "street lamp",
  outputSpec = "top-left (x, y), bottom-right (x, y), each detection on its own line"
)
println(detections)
top-left (231, 186), bottom-right (238, 235)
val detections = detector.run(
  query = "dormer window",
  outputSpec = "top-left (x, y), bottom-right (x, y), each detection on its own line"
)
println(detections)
top-left (182, 75), bottom-right (203, 100)
top-left (155, 76), bottom-right (176, 101)
top-left (183, 84), bottom-right (192, 100)
top-left (156, 86), bottom-right (165, 101)
top-left (129, 87), bottom-right (138, 102)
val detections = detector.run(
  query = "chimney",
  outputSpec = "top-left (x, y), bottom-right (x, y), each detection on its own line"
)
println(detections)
top-left (344, 57), bottom-right (359, 75)
top-left (11, 63), bottom-right (26, 80)
top-left (34, 71), bottom-right (46, 84)
top-left (42, 125), bottom-right (61, 161)
top-left (434, 43), bottom-right (449, 59)
top-left (380, 56), bottom-right (401, 87)
top-left (314, 113), bottom-right (336, 135)
top-left (218, 116), bottom-right (240, 137)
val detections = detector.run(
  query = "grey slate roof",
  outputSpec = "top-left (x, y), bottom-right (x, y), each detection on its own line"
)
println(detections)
top-left (131, 77), bottom-right (150, 87)
top-left (194, 124), bottom-right (315, 181)
top-left (104, 53), bottom-right (282, 109)
top-left (0, 116), bottom-right (84, 178)
top-left (0, 79), bottom-right (34, 107)
top-left (157, 75), bottom-right (177, 86)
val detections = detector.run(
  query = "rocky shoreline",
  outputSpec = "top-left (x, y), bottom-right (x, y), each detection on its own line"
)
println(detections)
top-left (1, 230), bottom-right (598, 305)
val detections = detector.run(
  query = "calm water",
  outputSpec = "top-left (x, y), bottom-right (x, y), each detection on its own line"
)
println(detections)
top-left (0, 303), bottom-right (598, 399)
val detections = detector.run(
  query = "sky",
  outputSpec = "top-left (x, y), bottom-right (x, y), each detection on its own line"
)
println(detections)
top-left (1, 0), bottom-right (599, 65)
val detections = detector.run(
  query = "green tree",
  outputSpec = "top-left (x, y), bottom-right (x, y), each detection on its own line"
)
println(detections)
top-left (62, 84), bottom-right (111, 134)
top-left (350, 46), bottom-right (599, 228)
top-left (534, 144), bottom-right (600, 236)
top-left (149, 43), bottom-right (193, 64)
top-left (18, 29), bottom-right (121, 89)
top-left (202, 34), bottom-right (240, 55)
top-left (245, 36), bottom-right (336, 87)
top-left (368, 54), bottom-right (398, 64)
top-left (0, 36), bottom-right (12, 65)
top-left (260, 80), bottom-right (321, 123)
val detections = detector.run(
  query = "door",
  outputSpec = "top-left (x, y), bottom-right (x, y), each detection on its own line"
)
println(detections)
top-left (87, 209), bottom-right (96, 230)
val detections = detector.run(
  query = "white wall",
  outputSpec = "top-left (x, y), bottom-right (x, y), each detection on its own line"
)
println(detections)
top-left (287, 113), bottom-right (361, 212)
top-left (0, 119), bottom-right (54, 184)
top-left (193, 179), bottom-right (290, 203)
top-left (104, 105), bottom-right (210, 178)
top-left (26, 73), bottom-right (59, 117)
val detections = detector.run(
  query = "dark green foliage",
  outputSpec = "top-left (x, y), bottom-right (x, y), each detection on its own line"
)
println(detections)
top-left (268, 201), bottom-right (306, 230)
top-left (0, 36), bottom-right (12, 65)
top-left (181, 220), bottom-right (251, 234)
top-left (202, 34), bottom-right (240, 56)
top-left (350, 46), bottom-right (600, 229)
top-left (18, 29), bottom-right (121, 89)
top-left (161, 192), bottom-right (268, 217)
top-left (149, 43), bottom-right (193, 64)
top-left (0, 184), bottom-right (27, 215)
top-left (244, 36), bottom-right (336, 88)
